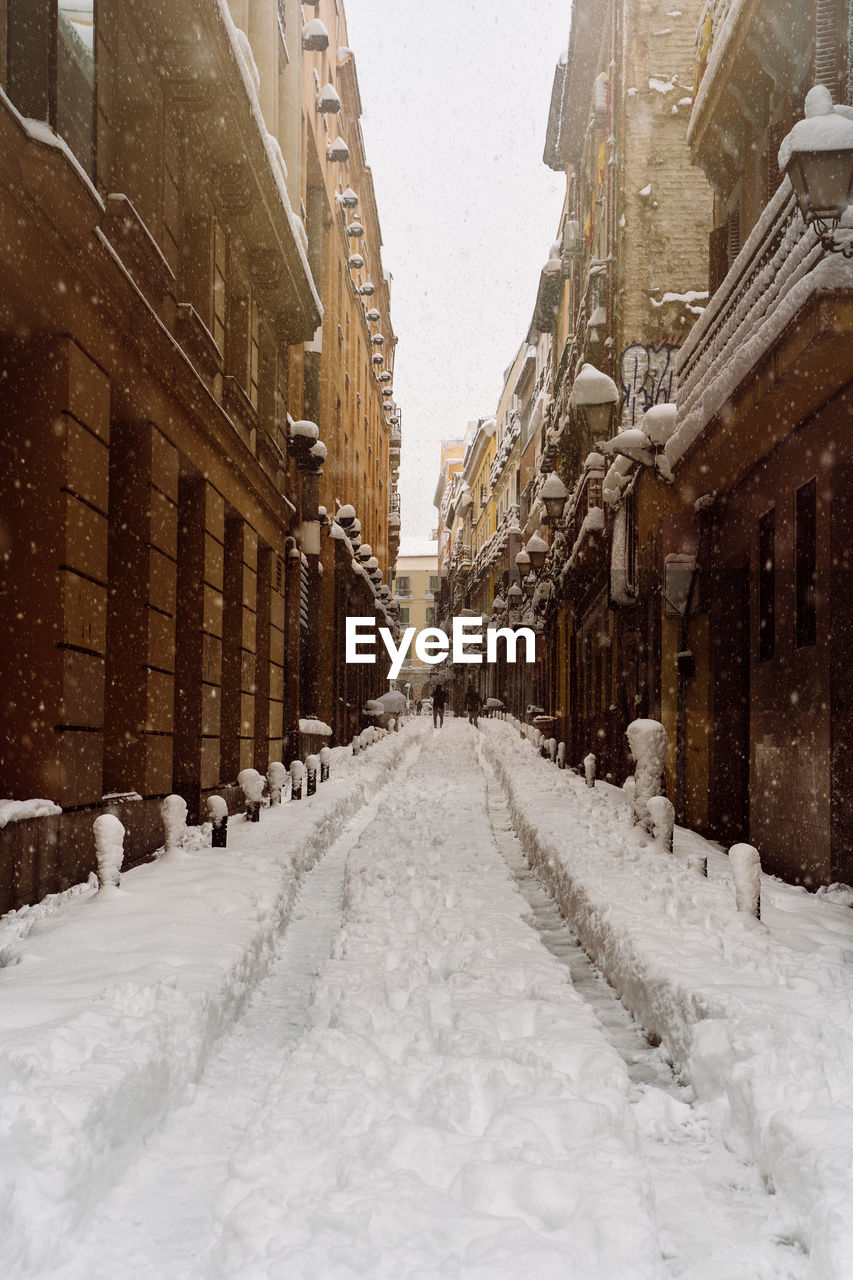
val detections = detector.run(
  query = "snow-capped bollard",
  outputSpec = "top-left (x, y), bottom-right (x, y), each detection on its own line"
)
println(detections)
top-left (583, 752), bottom-right (597, 788)
top-left (161, 794), bottom-right (188, 854)
top-left (547, 738), bottom-right (558, 763)
top-left (729, 842), bottom-right (761, 919)
top-left (305, 754), bottom-right (319, 796)
top-left (351, 734), bottom-right (361, 757)
top-left (557, 741), bottom-right (566, 769)
top-left (625, 719), bottom-right (670, 833)
top-left (687, 852), bottom-right (708, 877)
top-left (319, 745), bottom-right (331, 782)
top-left (237, 768), bottom-right (264, 822)
top-left (207, 795), bottom-right (228, 847)
top-left (289, 758), bottom-right (305, 800)
top-left (647, 795), bottom-right (675, 851)
top-left (93, 813), bottom-right (125, 889)
top-left (266, 761), bottom-right (287, 805)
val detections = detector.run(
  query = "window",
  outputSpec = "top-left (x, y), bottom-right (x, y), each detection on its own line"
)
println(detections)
top-left (399, 607), bottom-right (410, 627)
top-left (396, 576), bottom-right (411, 597)
top-left (758, 507), bottom-right (775, 662)
top-left (428, 574), bottom-right (439, 596)
top-left (7, 0), bottom-right (96, 175)
top-left (425, 606), bottom-right (435, 626)
top-left (795, 478), bottom-right (817, 648)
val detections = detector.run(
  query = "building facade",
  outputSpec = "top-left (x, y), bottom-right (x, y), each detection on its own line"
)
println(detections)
top-left (392, 550), bottom-right (440, 701)
top-left (659, 0), bottom-right (853, 886)
top-left (436, 0), bottom-right (853, 890)
top-left (0, 0), bottom-right (398, 911)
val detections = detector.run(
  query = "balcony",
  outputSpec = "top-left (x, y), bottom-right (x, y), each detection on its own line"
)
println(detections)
top-left (689, 0), bottom-right (807, 195)
top-left (668, 177), bottom-right (853, 481)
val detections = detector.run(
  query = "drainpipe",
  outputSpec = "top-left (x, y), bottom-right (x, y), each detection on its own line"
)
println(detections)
top-left (674, 567), bottom-right (699, 824)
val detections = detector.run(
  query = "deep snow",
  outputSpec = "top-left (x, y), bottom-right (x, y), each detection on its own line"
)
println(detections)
top-left (1, 719), bottom-right (850, 1278)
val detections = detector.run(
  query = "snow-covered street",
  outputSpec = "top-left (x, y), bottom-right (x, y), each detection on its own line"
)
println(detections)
top-left (2, 720), bottom-right (852, 1278)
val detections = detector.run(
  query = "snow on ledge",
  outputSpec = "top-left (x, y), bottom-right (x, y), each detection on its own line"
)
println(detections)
top-left (0, 798), bottom-right (62, 828)
top-left (298, 718), bottom-right (332, 736)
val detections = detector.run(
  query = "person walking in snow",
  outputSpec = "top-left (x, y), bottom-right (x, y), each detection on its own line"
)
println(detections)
top-left (432, 684), bottom-right (446, 728)
top-left (465, 682), bottom-right (481, 728)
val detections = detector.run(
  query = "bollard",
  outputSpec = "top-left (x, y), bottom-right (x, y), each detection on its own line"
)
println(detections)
top-left (729, 843), bottom-right (761, 919)
top-left (305, 754), bottom-right (319, 796)
top-left (557, 742), bottom-right (566, 769)
top-left (319, 745), bottom-right (331, 782)
top-left (547, 738), bottom-right (558, 764)
top-left (583, 752), bottom-right (597, 788)
top-left (161, 794), bottom-right (188, 854)
top-left (289, 758), bottom-right (305, 800)
top-left (351, 735), bottom-right (361, 757)
top-left (207, 795), bottom-right (228, 847)
top-left (266, 761), bottom-right (287, 804)
top-left (647, 795), bottom-right (675, 851)
top-left (93, 813), bottom-right (125, 890)
top-left (237, 768), bottom-right (264, 822)
top-left (625, 719), bottom-right (670, 833)
top-left (687, 852), bottom-right (708, 877)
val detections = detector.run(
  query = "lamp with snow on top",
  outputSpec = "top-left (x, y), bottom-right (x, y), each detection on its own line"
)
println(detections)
top-left (779, 84), bottom-right (853, 257)
top-left (569, 362), bottom-right (620, 435)
top-left (525, 533), bottom-right (549, 573)
top-left (541, 471), bottom-right (569, 524)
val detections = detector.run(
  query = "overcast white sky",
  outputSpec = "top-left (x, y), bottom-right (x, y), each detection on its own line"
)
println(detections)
top-left (344, 1), bottom-right (572, 542)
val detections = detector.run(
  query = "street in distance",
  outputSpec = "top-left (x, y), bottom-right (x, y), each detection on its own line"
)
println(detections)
top-left (345, 616), bottom-right (537, 679)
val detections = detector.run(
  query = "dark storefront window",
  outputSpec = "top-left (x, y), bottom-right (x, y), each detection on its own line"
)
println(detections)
top-left (6, 1), bottom-right (96, 177)
top-left (758, 507), bottom-right (775, 662)
top-left (795, 478), bottom-right (817, 649)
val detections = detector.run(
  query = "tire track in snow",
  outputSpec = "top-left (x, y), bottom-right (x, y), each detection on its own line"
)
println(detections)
top-left (49, 739), bottom-right (424, 1280)
top-left (477, 745), bottom-right (809, 1280)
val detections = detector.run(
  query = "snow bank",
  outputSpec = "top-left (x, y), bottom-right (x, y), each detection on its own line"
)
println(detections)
top-left (481, 720), bottom-right (853, 1278)
top-left (0, 724), bottom-right (426, 1277)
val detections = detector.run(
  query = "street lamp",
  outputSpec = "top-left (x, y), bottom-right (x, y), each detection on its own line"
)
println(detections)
top-left (779, 85), bottom-right (853, 257)
top-left (570, 362), bottom-right (620, 435)
top-left (540, 471), bottom-right (569, 524)
top-left (515, 546), bottom-right (531, 579)
top-left (526, 533), bottom-right (549, 572)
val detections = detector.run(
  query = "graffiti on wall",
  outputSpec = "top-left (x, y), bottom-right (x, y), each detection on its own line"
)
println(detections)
top-left (619, 342), bottom-right (680, 429)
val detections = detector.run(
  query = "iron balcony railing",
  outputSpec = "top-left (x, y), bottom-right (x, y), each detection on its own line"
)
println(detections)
top-left (672, 179), bottom-right (826, 464)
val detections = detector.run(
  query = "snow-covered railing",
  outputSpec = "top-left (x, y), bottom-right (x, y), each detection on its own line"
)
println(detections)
top-left (669, 180), bottom-right (825, 466)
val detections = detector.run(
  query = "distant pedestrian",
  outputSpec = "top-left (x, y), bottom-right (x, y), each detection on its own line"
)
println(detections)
top-left (432, 684), bottom-right (446, 728)
top-left (465, 682), bottom-right (481, 727)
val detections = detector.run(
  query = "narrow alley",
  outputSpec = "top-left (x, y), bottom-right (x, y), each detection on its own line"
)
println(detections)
top-left (24, 723), bottom-right (808, 1280)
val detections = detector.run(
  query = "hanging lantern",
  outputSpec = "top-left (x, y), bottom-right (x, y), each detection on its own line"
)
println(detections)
top-left (302, 19), bottom-right (330, 51)
top-left (372, 353), bottom-right (384, 365)
top-left (348, 253), bottom-right (365, 270)
top-left (358, 280), bottom-right (375, 295)
top-left (371, 334), bottom-right (384, 346)
top-left (316, 83), bottom-right (341, 114)
top-left (327, 136), bottom-right (350, 163)
top-left (346, 222), bottom-right (364, 238)
top-left (339, 187), bottom-right (359, 208)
